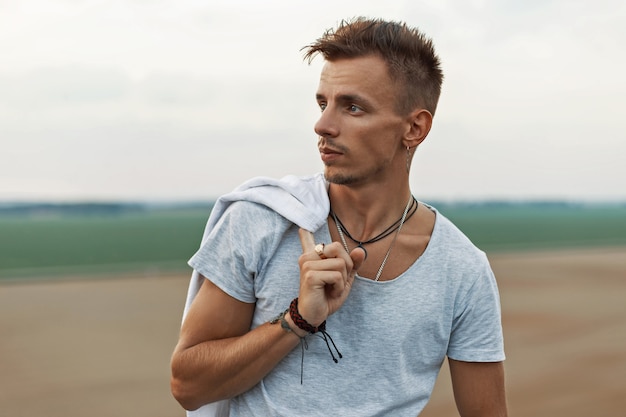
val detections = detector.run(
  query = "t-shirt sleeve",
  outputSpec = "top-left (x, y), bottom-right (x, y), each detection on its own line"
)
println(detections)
top-left (447, 255), bottom-right (506, 362)
top-left (188, 201), bottom-right (279, 304)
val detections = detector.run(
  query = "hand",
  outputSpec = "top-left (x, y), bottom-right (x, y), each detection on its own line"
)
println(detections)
top-left (296, 228), bottom-right (366, 327)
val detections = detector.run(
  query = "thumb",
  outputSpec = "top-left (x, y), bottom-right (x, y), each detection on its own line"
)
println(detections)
top-left (298, 228), bottom-right (316, 253)
top-left (349, 246), bottom-right (367, 272)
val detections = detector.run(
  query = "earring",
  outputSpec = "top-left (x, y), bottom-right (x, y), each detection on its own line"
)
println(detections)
top-left (406, 146), bottom-right (412, 174)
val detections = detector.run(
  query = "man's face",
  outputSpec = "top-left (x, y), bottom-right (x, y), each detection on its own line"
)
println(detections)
top-left (314, 55), bottom-right (408, 187)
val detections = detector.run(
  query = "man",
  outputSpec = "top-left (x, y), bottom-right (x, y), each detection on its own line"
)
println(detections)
top-left (171, 17), bottom-right (507, 416)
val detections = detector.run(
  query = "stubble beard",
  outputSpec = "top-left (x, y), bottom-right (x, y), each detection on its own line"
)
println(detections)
top-left (323, 162), bottom-right (387, 186)
top-left (324, 170), bottom-right (358, 185)
top-left (319, 137), bottom-right (394, 186)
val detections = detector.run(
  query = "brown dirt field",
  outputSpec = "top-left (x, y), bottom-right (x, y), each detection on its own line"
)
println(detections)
top-left (422, 247), bottom-right (626, 417)
top-left (1, 247), bottom-right (625, 416)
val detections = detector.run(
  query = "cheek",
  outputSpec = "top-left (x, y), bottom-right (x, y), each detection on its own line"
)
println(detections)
top-left (348, 117), bottom-right (404, 154)
top-left (369, 124), bottom-right (404, 151)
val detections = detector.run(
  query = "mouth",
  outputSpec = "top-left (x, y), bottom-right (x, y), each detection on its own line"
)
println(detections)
top-left (319, 146), bottom-right (343, 164)
top-left (319, 145), bottom-right (342, 154)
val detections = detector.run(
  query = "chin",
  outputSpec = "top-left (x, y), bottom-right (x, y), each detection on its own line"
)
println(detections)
top-left (324, 169), bottom-right (361, 186)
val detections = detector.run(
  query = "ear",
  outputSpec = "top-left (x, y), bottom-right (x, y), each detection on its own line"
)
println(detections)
top-left (402, 109), bottom-right (433, 149)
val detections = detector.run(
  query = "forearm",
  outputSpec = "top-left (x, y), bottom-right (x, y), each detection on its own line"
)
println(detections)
top-left (171, 322), bottom-right (301, 410)
top-left (171, 319), bottom-right (302, 411)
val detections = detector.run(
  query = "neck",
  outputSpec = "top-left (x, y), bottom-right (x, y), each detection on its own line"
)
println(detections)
top-left (328, 182), bottom-right (412, 242)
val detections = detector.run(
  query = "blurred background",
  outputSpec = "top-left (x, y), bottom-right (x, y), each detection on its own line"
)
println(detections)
top-left (1, 1), bottom-right (625, 416)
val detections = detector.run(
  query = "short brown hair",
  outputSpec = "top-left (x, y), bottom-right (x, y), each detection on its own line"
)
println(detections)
top-left (303, 17), bottom-right (444, 116)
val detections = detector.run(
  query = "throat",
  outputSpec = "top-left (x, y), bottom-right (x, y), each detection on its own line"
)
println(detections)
top-left (330, 195), bottom-right (416, 281)
top-left (330, 196), bottom-right (418, 247)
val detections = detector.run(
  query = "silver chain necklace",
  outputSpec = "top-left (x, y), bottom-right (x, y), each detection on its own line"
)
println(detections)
top-left (333, 194), bottom-right (414, 281)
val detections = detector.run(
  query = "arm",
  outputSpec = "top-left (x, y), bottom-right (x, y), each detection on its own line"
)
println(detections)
top-left (170, 230), bottom-right (366, 411)
top-left (449, 359), bottom-right (508, 417)
top-left (170, 278), bottom-right (302, 410)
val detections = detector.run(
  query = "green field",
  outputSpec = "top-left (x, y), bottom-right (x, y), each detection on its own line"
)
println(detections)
top-left (1, 202), bottom-right (625, 281)
top-left (0, 207), bottom-right (211, 281)
top-left (436, 203), bottom-right (626, 251)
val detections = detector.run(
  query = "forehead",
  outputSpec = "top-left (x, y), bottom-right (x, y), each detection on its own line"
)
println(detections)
top-left (317, 55), bottom-right (397, 105)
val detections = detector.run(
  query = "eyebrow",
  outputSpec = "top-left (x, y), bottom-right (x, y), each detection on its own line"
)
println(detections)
top-left (316, 93), bottom-right (375, 109)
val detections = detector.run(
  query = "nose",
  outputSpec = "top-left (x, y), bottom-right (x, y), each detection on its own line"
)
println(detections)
top-left (314, 105), bottom-right (339, 138)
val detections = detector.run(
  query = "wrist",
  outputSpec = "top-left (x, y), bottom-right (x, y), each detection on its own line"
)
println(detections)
top-left (288, 297), bottom-right (327, 334)
top-left (284, 311), bottom-right (310, 338)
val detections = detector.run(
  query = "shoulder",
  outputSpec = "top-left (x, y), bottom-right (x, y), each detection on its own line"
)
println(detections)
top-left (223, 199), bottom-right (285, 221)
top-left (215, 200), bottom-right (293, 241)
top-left (428, 205), bottom-right (486, 258)
top-left (419, 204), bottom-right (494, 289)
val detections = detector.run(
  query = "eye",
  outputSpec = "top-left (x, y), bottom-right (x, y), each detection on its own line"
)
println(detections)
top-left (348, 104), bottom-right (363, 113)
top-left (319, 102), bottom-right (327, 112)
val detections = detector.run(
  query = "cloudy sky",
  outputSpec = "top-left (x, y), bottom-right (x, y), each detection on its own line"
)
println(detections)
top-left (1, 0), bottom-right (625, 202)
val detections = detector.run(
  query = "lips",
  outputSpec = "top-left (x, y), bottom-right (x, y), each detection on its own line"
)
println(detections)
top-left (319, 146), bottom-right (341, 155)
top-left (319, 146), bottom-right (342, 163)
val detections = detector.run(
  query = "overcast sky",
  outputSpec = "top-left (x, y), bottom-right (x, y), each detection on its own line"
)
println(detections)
top-left (1, 0), bottom-right (625, 202)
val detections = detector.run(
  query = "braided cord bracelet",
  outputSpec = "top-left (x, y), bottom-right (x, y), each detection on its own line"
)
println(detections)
top-left (289, 298), bottom-right (342, 364)
top-left (289, 297), bottom-right (325, 333)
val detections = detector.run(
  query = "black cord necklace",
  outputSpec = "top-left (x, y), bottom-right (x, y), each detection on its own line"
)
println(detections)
top-left (330, 196), bottom-right (418, 250)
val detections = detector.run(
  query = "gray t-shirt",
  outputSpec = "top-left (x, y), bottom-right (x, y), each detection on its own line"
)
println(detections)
top-left (189, 201), bottom-right (505, 416)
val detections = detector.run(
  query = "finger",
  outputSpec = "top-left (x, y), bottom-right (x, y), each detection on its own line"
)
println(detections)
top-left (349, 247), bottom-right (367, 273)
top-left (298, 228), bottom-right (316, 253)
